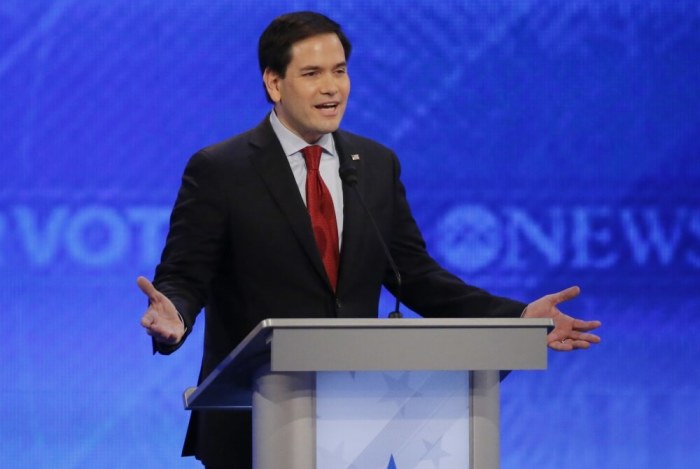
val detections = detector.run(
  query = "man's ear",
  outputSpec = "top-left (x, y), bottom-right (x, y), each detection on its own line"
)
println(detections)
top-left (263, 68), bottom-right (282, 103)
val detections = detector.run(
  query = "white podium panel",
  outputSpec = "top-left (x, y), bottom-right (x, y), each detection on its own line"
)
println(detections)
top-left (316, 371), bottom-right (469, 468)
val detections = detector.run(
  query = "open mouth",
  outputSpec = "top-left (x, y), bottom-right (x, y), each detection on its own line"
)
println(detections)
top-left (315, 102), bottom-right (339, 111)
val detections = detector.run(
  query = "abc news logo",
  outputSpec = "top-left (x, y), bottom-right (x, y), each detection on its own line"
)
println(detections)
top-left (431, 204), bottom-right (700, 273)
top-left (1, 203), bottom-right (699, 271)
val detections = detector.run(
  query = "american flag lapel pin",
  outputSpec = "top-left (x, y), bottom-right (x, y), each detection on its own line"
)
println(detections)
top-left (351, 154), bottom-right (360, 161)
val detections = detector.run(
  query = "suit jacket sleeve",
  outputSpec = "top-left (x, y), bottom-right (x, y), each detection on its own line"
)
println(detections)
top-left (151, 149), bottom-right (230, 353)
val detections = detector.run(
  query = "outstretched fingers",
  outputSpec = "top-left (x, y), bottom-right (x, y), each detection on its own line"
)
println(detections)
top-left (549, 339), bottom-right (574, 351)
top-left (572, 319), bottom-right (602, 332)
top-left (548, 337), bottom-right (593, 351)
top-left (571, 331), bottom-right (602, 345)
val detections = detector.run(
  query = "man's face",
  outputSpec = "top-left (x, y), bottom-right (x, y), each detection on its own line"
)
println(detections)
top-left (264, 33), bottom-right (350, 143)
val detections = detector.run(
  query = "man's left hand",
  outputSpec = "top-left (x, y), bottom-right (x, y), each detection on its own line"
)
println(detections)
top-left (523, 286), bottom-right (602, 351)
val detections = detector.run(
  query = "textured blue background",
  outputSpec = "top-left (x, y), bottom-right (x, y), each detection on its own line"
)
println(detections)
top-left (1, 1), bottom-right (699, 467)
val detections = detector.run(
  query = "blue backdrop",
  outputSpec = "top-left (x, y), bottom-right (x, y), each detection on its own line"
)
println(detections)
top-left (2, 1), bottom-right (699, 467)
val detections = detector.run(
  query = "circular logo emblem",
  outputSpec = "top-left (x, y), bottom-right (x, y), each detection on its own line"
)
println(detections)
top-left (434, 204), bottom-right (502, 273)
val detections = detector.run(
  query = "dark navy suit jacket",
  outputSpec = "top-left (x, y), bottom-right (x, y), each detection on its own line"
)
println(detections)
top-left (153, 116), bottom-right (525, 466)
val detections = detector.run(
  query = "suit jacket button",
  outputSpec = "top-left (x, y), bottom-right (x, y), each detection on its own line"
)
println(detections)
top-left (335, 299), bottom-right (342, 309)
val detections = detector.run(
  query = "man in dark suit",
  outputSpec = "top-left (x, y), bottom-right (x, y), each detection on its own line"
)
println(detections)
top-left (138, 11), bottom-right (601, 468)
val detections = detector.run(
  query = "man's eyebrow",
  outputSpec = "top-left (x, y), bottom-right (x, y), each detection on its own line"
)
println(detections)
top-left (298, 62), bottom-right (347, 72)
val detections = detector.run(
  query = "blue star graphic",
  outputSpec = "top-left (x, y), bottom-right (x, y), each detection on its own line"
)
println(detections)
top-left (420, 436), bottom-right (450, 467)
top-left (380, 372), bottom-right (414, 408)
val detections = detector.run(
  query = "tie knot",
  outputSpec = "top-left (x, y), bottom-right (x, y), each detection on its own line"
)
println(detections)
top-left (302, 145), bottom-right (323, 171)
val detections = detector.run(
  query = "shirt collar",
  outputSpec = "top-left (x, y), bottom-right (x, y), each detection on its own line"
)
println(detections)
top-left (269, 110), bottom-right (335, 158)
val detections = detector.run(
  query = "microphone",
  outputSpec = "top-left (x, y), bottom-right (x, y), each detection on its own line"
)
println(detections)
top-left (339, 162), bottom-right (403, 318)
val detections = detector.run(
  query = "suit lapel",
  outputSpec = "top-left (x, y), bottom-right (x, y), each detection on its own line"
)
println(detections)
top-left (333, 130), bottom-right (367, 293)
top-left (247, 117), bottom-right (331, 289)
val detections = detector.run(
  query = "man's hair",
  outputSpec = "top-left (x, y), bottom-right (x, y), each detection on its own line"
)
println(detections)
top-left (258, 11), bottom-right (352, 103)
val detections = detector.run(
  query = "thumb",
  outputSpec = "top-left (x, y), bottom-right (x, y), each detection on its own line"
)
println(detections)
top-left (136, 276), bottom-right (160, 302)
top-left (550, 285), bottom-right (581, 305)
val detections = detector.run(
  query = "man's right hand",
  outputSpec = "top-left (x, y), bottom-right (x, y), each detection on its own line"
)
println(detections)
top-left (137, 276), bottom-right (186, 345)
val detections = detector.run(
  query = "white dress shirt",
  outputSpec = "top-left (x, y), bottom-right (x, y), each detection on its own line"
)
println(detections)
top-left (269, 111), bottom-right (344, 245)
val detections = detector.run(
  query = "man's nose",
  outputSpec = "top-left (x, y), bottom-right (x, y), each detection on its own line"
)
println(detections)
top-left (319, 74), bottom-right (339, 95)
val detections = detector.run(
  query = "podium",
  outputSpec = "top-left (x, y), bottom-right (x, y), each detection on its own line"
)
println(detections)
top-left (184, 318), bottom-right (552, 469)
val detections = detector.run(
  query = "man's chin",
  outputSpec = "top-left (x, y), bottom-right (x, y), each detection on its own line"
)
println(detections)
top-left (318, 118), bottom-right (343, 134)
top-left (300, 116), bottom-right (344, 141)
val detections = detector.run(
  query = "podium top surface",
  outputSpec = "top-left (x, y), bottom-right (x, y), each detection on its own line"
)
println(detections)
top-left (255, 316), bottom-right (551, 329)
top-left (184, 317), bottom-right (553, 409)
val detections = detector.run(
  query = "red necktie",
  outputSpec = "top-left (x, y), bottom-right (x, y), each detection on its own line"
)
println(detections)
top-left (302, 145), bottom-right (339, 290)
